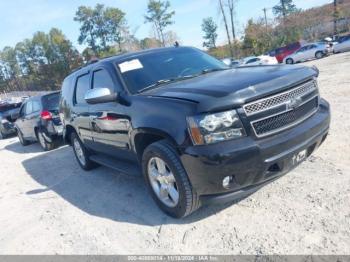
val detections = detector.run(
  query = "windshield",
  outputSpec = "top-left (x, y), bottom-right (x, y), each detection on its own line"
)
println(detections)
top-left (117, 47), bottom-right (228, 94)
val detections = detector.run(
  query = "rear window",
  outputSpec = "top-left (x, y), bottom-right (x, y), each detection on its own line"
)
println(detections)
top-left (42, 93), bottom-right (60, 111)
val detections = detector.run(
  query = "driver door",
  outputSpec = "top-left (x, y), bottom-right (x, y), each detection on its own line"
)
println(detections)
top-left (88, 67), bottom-right (134, 161)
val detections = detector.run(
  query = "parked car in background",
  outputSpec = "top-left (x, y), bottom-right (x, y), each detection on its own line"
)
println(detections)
top-left (14, 91), bottom-right (62, 151)
top-left (283, 43), bottom-right (329, 64)
top-left (333, 37), bottom-right (350, 53)
top-left (0, 102), bottom-right (22, 139)
top-left (60, 46), bottom-right (330, 218)
top-left (221, 57), bottom-right (240, 67)
top-left (239, 55), bottom-right (278, 67)
top-left (268, 42), bottom-right (302, 63)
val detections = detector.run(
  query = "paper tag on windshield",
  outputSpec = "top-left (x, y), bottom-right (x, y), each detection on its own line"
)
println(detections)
top-left (118, 59), bottom-right (143, 73)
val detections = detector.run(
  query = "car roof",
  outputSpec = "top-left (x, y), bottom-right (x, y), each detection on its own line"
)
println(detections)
top-left (26, 91), bottom-right (60, 101)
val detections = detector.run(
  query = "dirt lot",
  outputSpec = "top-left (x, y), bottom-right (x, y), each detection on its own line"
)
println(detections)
top-left (0, 53), bottom-right (349, 255)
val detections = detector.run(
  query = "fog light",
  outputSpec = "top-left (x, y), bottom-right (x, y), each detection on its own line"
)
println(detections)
top-left (222, 176), bottom-right (232, 189)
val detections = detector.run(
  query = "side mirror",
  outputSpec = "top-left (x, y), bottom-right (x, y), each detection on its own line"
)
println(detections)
top-left (11, 112), bottom-right (19, 121)
top-left (85, 88), bottom-right (118, 104)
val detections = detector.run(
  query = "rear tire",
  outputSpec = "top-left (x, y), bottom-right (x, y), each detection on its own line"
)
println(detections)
top-left (142, 140), bottom-right (200, 218)
top-left (37, 130), bottom-right (55, 151)
top-left (71, 132), bottom-right (97, 171)
top-left (286, 58), bottom-right (294, 64)
top-left (315, 51), bottom-right (324, 59)
top-left (17, 129), bottom-right (29, 146)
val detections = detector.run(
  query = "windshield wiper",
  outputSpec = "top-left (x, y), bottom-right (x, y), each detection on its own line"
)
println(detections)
top-left (137, 69), bottom-right (229, 94)
top-left (137, 75), bottom-right (196, 93)
top-left (201, 68), bottom-right (229, 74)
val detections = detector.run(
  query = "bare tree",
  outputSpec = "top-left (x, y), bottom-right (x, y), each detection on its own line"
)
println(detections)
top-left (218, 0), bottom-right (233, 57)
top-left (227, 0), bottom-right (237, 40)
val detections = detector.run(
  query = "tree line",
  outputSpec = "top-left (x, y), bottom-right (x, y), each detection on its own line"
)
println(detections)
top-left (203, 0), bottom-right (350, 58)
top-left (0, 0), bottom-right (177, 93)
top-left (1, 0), bottom-right (349, 93)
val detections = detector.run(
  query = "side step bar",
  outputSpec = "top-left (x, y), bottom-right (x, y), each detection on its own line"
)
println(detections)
top-left (89, 154), bottom-right (142, 177)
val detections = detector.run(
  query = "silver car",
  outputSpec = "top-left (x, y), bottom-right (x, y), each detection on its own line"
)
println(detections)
top-left (333, 37), bottom-right (350, 53)
top-left (284, 43), bottom-right (329, 64)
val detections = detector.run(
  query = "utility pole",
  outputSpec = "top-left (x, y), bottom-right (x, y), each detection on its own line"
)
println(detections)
top-left (333, 0), bottom-right (338, 39)
top-left (263, 8), bottom-right (268, 32)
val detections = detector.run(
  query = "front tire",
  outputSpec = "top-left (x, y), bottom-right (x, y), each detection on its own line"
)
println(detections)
top-left (315, 51), bottom-right (324, 59)
top-left (71, 132), bottom-right (97, 171)
top-left (142, 140), bottom-right (200, 218)
top-left (286, 58), bottom-right (294, 64)
top-left (17, 129), bottom-right (29, 146)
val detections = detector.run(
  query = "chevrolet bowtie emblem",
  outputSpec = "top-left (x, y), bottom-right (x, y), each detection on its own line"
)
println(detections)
top-left (286, 97), bottom-right (303, 110)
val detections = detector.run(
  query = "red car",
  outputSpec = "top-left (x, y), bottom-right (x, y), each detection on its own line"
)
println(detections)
top-left (268, 42), bottom-right (302, 63)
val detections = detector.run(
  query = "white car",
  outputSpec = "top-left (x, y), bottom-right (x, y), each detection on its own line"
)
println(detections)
top-left (239, 55), bottom-right (278, 67)
top-left (221, 58), bottom-right (240, 67)
top-left (333, 37), bottom-right (350, 53)
top-left (283, 43), bottom-right (329, 64)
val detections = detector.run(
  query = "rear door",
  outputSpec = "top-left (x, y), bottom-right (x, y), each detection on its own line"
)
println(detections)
top-left (88, 67), bottom-right (133, 161)
top-left (27, 99), bottom-right (41, 139)
top-left (305, 44), bottom-right (317, 59)
top-left (15, 102), bottom-right (27, 135)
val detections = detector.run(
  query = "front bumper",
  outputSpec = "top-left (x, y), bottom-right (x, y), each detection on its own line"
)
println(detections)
top-left (180, 99), bottom-right (330, 203)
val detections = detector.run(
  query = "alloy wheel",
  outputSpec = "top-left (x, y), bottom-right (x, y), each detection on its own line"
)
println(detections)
top-left (73, 138), bottom-right (86, 166)
top-left (147, 157), bottom-right (179, 207)
top-left (38, 132), bottom-right (46, 148)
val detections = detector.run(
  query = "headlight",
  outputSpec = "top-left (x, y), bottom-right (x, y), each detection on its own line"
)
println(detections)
top-left (1, 118), bottom-right (8, 124)
top-left (187, 109), bottom-right (246, 145)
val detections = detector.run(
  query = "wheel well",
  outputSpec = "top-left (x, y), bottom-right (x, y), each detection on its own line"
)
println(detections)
top-left (134, 133), bottom-right (171, 161)
top-left (65, 125), bottom-right (76, 145)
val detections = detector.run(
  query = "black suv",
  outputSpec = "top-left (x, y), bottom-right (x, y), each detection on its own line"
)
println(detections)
top-left (0, 102), bottom-right (22, 139)
top-left (14, 92), bottom-right (63, 151)
top-left (59, 47), bottom-right (330, 218)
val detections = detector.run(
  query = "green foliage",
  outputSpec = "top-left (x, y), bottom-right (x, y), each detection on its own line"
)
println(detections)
top-left (145, 0), bottom-right (175, 46)
top-left (139, 37), bottom-right (162, 49)
top-left (74, 4), bottom-right (127, 55)
top-left (202, 17), bottom-right (218, 49)
top-left (273, 0), bottom-right (300, 19)
top-left (0, 28), bottom-right (83, 92)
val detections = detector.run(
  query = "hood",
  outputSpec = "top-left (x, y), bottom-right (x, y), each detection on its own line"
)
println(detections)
top-left (142, 65), bottom-right (317, 112)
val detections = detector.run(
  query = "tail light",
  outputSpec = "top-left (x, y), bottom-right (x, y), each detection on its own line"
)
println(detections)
top-left (40, 110), bottom-right (52, 120)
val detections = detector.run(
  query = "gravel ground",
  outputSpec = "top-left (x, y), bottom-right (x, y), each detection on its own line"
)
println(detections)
top-left (0, 52), bottom-right (349, 255)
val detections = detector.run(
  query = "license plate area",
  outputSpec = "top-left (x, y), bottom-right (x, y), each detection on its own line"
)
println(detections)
top-left (292, 149), bottom-right (307, 165)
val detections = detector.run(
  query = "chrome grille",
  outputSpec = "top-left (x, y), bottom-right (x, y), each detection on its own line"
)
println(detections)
top-left (252, 97), bottom-right (318, 137)
top-left (243, 80), bottom-right (317, 116)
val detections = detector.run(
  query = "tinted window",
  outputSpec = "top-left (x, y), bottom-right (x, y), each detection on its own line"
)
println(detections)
top-left (32, 101), bottom-right (41, 112)
top-left (43, 93), bottom-right (60, 111)
top-left (246, 58), bottom-right (260, 64)
top-left (92, 69), bottom-right (115, 92)
top-left (25, 101), bottom-right (33, 115)
top-left (118, 48), bottom-right (228, 93)
top-left (75, 74), bottom-right (90, 104)
top-left (298, 46), bottom-right (307, 52)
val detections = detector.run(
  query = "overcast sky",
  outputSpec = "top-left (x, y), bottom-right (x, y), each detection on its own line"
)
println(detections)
top-left (0, 0), bottom-right (332, 51)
